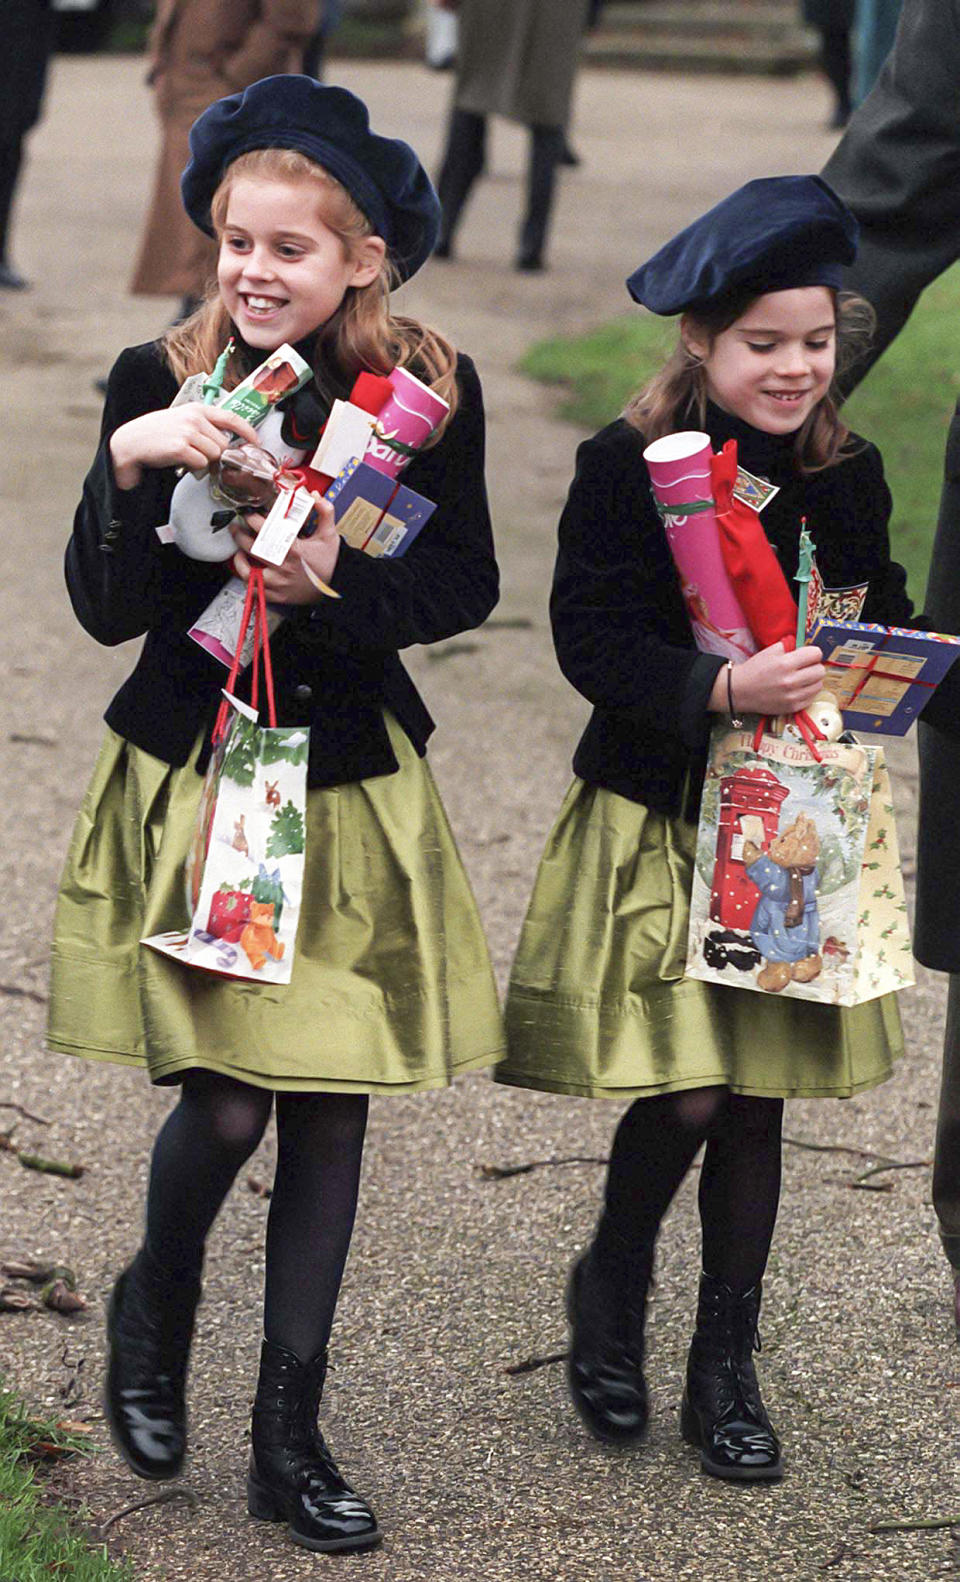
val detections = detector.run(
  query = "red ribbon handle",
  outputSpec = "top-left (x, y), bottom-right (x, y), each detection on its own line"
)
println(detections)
top-left (212, 566), bottom-right (277, 743)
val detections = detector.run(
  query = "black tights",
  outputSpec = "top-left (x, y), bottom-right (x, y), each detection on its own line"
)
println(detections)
top-left (143, 1071), bottom-right (368, 1362)
top-left (594, 1086), bottom-right (783, 1296)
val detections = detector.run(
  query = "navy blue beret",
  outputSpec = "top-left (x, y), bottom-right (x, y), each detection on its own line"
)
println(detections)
top-left (626, 175), bottom-right (858, 316)
top-left (181, 76), bottom-right (440, 282)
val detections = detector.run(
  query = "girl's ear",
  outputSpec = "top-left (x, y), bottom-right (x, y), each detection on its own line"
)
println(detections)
top-left (680, 313), bottom-right (707, 363)
top-left (349, 234), bottom-right (387, 289)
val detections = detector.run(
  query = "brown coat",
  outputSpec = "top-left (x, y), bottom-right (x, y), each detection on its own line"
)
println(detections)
top-left (454, 0), bottom-right (590, 130)
top-left (131, 0), bottom-right (318, 297)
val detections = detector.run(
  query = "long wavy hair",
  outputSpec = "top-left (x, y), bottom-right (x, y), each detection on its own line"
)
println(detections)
top-left (162, 147), bottom-right (458, 441)
top-left (624, 288), bottom-right (875, 472)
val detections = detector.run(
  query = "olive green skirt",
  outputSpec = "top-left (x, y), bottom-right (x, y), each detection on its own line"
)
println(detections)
top-left (499, 779), bottom-right (903, 1100)
top-left (48, 717), bottom-right (505, 1092)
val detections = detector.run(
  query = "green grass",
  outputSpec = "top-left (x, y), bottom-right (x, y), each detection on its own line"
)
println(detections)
top-left (0, 1381), bottom-right (132, 1581)
top-left (519, 266), bottom-right (960, 605)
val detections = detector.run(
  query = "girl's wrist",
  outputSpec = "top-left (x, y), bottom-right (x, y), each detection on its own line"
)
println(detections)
top-left (109, 429), bottom-right (143, 492)
top-left (726, 659), bottom-right (744, 727)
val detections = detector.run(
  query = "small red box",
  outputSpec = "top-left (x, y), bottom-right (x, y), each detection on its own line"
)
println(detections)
top-left (207, 889), bottom-right (252, 942)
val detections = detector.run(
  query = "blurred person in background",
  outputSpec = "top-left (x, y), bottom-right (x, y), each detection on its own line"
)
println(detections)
top-left (432, 0), bottom-right (590, 272)
top-left (303, 0), bottom-right (340, 79)
top-left (1, 0), bottom-right (56, 290)
top-left (855, 0), bottom-right (905, 104)
top-left (131, 0), bottom-right (318, 320)
top-left (802, 0), bottom-right (854, 128)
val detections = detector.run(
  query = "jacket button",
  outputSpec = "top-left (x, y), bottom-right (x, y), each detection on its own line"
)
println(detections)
top-left (293, 683), bottom-right (313, 703)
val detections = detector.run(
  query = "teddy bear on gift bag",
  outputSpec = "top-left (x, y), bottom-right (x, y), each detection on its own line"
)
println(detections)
top-left (742, 812), bottom-right (823, 993)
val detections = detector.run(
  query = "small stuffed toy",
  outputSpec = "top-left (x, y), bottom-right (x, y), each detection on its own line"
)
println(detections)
top-left (776, 693), bottom-right (844, 745)
top-left (742, 812), bottom-right (822, 992)
top-left (240, 900), bottom-right (285, 972)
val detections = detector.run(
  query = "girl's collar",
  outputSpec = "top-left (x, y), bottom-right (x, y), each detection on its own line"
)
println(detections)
top-left (704, 400), bottom-right (797, 470)
top-left (229, 326), bottom-right (320, 371)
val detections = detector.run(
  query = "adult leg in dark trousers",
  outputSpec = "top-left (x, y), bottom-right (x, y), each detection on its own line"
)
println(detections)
top-left (434, 108), bottom-right (486, 259)
top-left (517, 124), bottom-right (564, 272)
top-left (934, 978), bottom-right (960, 1319)
top-left (0, 140), bottom-right (28, 289)
top-left (818, 26), bottom-right (853, 128)
top-left (914, 397), bottom-right (960, 1333)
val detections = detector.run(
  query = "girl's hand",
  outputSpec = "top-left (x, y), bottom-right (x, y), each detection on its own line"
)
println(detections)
top-left (230, 493), bottom-right (341, 604)
top-left (709, 640), bottom-right (826, 717)
top-left (109, 403), bottom-right (260, 491)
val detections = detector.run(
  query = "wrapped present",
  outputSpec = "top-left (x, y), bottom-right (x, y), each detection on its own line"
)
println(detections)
top-left (207, 885), bottom-right (253, 943)
top-left (643, 431), bottom-right (756, 661)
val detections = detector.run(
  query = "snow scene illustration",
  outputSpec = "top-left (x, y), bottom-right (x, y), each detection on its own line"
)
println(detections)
top-left (685, 727), bottom-right (914, 1006)
top-left (144, 705), bottom-right (308, 985)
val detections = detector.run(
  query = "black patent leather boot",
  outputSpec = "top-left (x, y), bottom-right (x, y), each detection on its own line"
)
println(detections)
top-left (247, 1340), bottom-right (381, 1553)
top-left (105, 1251), bottom-right (201, 1480)
top-left (566, 1241), bottom-right (650, 1445)
top-left (680, 1273), bottom-right (782, 1481)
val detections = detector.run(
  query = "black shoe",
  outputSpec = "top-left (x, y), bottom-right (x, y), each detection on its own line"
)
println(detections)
top-left (560, 142), bottom-right (581, 167)
top-left (515, 251), bottom-right (545, 273)
top-left (433, 238), bottom-right (454, 261)
top-left (104, 1253), bottom-right (201, 1481)
top-left (0, 261), bottom-right (29, 290)
top-left (566, 1248), bottom-right (649, 1445)
top-left (680, 1273), bottom-right (782, 1481)
top-left (248, 1339), bottom-right (381, 1553)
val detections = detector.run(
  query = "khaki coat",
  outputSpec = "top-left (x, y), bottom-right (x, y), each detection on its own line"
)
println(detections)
top-left (131, 0), bottom-right (318, 297)
top-left (455, 0), bottom-right (590, 130)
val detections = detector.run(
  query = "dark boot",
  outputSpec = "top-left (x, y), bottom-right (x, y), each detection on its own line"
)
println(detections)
top-left (566, 1242), bottom-right (650, 1445)
top-left (680, 1273), bottom-right (782, 1481)
top-left (434, 109), bottom-right (486, 259)
top-left (104, 1250), bottom-right (201, 1480)
top-left (247, 1339), bottom-right (381, 1553)
top-left (516, 125), bottom-right (564, 272)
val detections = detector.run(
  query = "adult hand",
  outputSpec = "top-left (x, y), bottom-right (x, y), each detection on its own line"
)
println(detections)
top-left (109, 403), bottom-right (260, 491)
top-left (709, 640), bottom-right (826, 717)
top-left (230, 493), bottom-right (341, 604)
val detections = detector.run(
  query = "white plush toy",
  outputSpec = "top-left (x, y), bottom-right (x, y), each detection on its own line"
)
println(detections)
top-left (164, 405), bottom-right (307, 563)
top-left (776, 692), bottom-right (845, 744)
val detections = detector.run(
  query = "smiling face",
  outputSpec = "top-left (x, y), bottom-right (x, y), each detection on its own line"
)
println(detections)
top-left (217, 174), bottom-right (385, 350)
top-left (683, 286), bottom-right (837, 436)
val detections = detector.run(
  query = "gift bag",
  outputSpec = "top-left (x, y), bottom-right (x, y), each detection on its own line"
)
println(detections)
top-left (143, 570), bottom-right (307, 985)
top-left (685, 721), bottom-right (914, 1006)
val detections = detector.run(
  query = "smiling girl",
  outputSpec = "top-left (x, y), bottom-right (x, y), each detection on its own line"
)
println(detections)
top-left (498, 177), bottom-right (916, 1482)
top-left (48, 77), bottom-right (503, 1553)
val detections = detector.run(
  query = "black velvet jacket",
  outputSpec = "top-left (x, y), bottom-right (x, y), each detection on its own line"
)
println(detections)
top-left (550, 402), bottom-right (939, 818)
top-left (66, 342), bottom-right (498, 788)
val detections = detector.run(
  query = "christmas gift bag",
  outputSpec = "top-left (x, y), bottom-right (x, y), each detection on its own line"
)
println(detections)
top-left (685, 721), bottom-right (914, 1006)
top-left (143, 570), bottom-right (308, 985)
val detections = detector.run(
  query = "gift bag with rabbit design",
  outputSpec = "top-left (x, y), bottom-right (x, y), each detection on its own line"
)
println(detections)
top-left (143, 570), bottom-right (307, 984)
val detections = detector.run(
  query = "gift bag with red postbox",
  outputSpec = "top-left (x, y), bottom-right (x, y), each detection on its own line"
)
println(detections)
top-left (143, 569), bottom-right (307, 985)
top-left (685, 720), bottom-right (913, 1006)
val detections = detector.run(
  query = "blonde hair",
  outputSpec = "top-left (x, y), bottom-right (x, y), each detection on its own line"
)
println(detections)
top-left (162, 147), bottom-right (458, 439)
top-left (624, 289), bottom-right (875, 472)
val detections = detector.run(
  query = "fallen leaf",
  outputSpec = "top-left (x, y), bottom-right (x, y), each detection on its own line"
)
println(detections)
top-left (41, 1280), bottom-right (87, 1315)
top-left (0, 1286), bottom-right (37, 1312)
